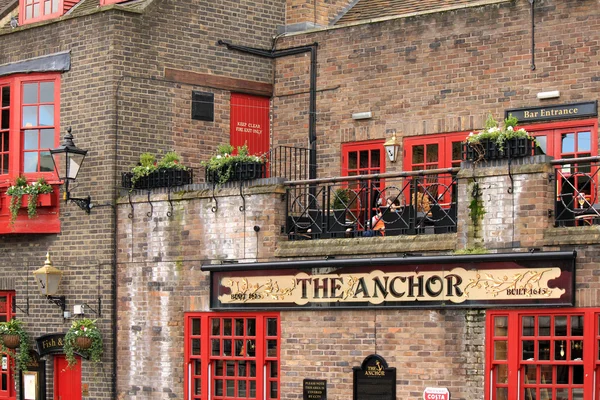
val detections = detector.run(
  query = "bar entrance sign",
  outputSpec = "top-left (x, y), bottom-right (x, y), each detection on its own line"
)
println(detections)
top-left (353, 354), bottom-right (396, 400)
top-left (303, 379), bottom-right (326, 400)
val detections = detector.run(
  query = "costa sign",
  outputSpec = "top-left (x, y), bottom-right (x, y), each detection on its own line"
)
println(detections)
top-left (423, 387), bottom-right (449, 400)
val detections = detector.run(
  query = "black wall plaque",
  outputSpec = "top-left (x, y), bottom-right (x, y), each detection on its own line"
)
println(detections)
top-left (303, 379), bottom-right (327, 400)
top-left (353, 354), bottom-right (396, 400)
top-left (505, 101), bottom-right (597, 123)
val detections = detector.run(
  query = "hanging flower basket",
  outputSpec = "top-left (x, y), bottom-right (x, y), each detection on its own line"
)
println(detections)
top-left (2, 334), bottom-right (20, 349)
top-left (75, 336), bottom-right (92, 350)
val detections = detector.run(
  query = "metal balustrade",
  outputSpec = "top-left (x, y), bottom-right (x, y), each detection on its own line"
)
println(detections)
top-left (284, 169), bottom-right (459, 240)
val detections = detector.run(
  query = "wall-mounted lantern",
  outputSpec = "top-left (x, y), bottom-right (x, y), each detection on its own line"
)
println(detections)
top-left (32, 252), bottom-right (66, 313)
top-left (50, 127), bottom-right (92, 213)
top-left (384, 133), bottom-right (401, 163)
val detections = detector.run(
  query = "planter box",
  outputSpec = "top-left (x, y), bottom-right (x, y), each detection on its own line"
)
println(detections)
top-left (19, 192), bottom-right (54, 207)
top-left (122, 168), bottom-right (193, 190)
top-left (462, 138), bottom-right (536, 161)
top-left (205, 162), bottom-right (265, 184)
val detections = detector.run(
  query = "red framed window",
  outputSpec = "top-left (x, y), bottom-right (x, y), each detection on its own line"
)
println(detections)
top-left (0, 74), bottom-right (61, 234)
top-left (20, 0), bottom-right (61, 24)
top-left (486, 309), bottom-right (599, 400)
top-left (184, 312), bottom-right (280, 400)
top-left (0, 292), bottom-right (15, 400)
top-left (100, 0), bottom-right (128, 5)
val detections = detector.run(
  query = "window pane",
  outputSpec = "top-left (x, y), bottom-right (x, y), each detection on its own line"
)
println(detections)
top-left (40, 82), bottom-right (54, 103)
top-left (538, 316), bottom-right (550, 336)
top-left (572, 388), bottom-right (583, 400)
top-left (270, 361), bottom-right (278, 378)
top-left (270, 381), bottom-right (278, 398)
top-left (556, 388), bottom-right (568, 399)
top-left (215, 360), bottom-right (223, 376)
top-left (212, 319), bottom-right (220, 335)
top-left (535, 135), bottom-right (547, 155)
top-left (250, 380), bottom-right (256, 398)
top-left (554, 316), bottom-right (567, 336)
top-left (571, 340), bottom-right (583, 360)
top-left (573, 365), bottom-right (583, 384)
top-left (191, 339), bottom-right (200, 355)
top-left (413, 145), bottom-right (424, 164)
top-left (26, 5), bottom-right (32, 19)
top-left (267, 318), bottom-right (277, 336)
top-left (235, 319), bottom-right (244, 336)
top-left (23, 152), bottom-right (38, 173)
top-left (495, 340), bottom-right (507, 360)
top-left (44, 1), bottom-right (50, 14)
top-left (371, 150), bottom-right (380, 168)
top-left (39, 105), bottom-right (54, 126)
top-left (193, 359), bottom-right (201, 375)
top-left (52, 0), bottom-right (58, 13)
top-left (348, 152), bottom-right (357, 170)
top-left (557, 365), bottom-right (568, 384)
top-left (522, 340), bottom-right (534, 360)
top-left (225, 361), bottom-right (234, 376)
top-left (578, 131), bottom-right (591, 152)
top-left (24, 129), bottom-right (38, 150)
top-left (192, 319), bottom-right (200, 335)
top-left (223, 339), bottom-right (231, 356)
top-left (525, 364), bottom-right (536, 383)
top-left (215, 380), bottom-right (223, 396)
top-left (571, 316), bottom-right (583, 336)
top-left (522, 316), bottom-right (534, 336)
top-left (555, 340), bottom-right (566, 360)
top-left (40, 152), bottom-right (53, 172)
top-left (33, 2), bottom-right (39, 17)
top-left (359, 151), bottom-right (368, 169)
top-left (539, 340), bottom-right (550, 360)
top-left (226, 380), bottom-right (234, 396)
top-left (22, 106), bottom-right (37, 127)
top-left (540, 365), bottom-right (552, 384)
top-left (247, 319), bottom-right (255, 336)
top-left (247, 340), bottom-right (255, 357)
top-left (426, 144), bottom-right (439, 163)
top-left (2, 109), bottom-right (10, 130)
top-left (267, 339), bottom-right (277, 357)
top-left (223, 319), bottom-right (232, 336)
top-left (495, 388), bottom-right (508, 400)
top-left (452, 142), bottom-right (462, 161)
top-left (1, 86), bottom-right (9, 107)
top-left (238, 380), bottom-right (247, 397)
top-left (561, 133), bottom-right (575, 154)
top-left (496, 364), bottom-right (507, 383)
top-left (237, 362), bottom-right (246, 377)
top-left (23, 83), bottom-right (37, 104)
top-left (2, 155), bottom-right (8, 174)
top-left (194, 378), bottom-right (201, 395)
top-left (211, 339), bottom-right (220, 356)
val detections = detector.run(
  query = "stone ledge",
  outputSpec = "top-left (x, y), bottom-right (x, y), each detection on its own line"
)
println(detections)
top-left (275, 233), bottom-right (457, 258)
top-left (543, 226), bottom-right (600, 246)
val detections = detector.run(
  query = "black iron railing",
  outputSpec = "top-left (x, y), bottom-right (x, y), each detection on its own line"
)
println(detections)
top-left (285, 169), bottom-right (459, 240)
top-left (552, 156), bottom-right (600, 227)
top-left (264, 146), bottom-right (315, 181)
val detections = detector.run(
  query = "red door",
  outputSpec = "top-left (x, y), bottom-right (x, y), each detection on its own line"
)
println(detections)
top-left (0, 292), bottom-right (14, 400)
top-left (54, 355), bottom-right (81, 400)
top-left (229, 93), bottom-right (270, 157)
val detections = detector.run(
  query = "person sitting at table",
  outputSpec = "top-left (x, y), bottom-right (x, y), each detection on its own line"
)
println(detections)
top-left (385, 196), bottom-right (401, 211)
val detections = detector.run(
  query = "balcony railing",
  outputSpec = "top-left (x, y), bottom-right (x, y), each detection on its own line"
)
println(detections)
top-left (553, 156), bottom-right (600, 227)
top-left (285, 168), bottom-right (459, 240)
top-left (264, 146), bottom-right (316, 181)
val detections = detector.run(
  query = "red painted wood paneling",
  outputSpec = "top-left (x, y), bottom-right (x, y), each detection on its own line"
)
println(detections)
top-left (54, 355), bottom-right (81, 400)
top-left (230, 93), bottom-right (270, 157)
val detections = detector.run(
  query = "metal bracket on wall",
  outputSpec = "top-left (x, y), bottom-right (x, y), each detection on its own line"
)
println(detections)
top-left (167, 189), bottom-right (174, 218)
top-left (507, 157), bottom-right (514, 194)
top-left (146, 191), bottom-right (153, 218)
top-left (239, 181), bottom-right (246, 212)
top-left (211, 183), bottom-right (218, 213)
top-left (14, 298), bottom-right (29, 316)
top-left (128, 192), bottom-right (134, 219)
top-left (548, 173), bottom-right (555, 183)
top-left (81, 298), bottom-right (101, 317)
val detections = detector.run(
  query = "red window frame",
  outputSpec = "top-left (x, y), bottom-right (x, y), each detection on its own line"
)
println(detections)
top-left (100, 0), bottom-right (127, 5)
top-left (19, 0), bottom-right (63, 24)
top-left (486, 308), bottom-right (599, 400)
top-left (184, 312), bottom-right (280, 400)
top-left (522, 119), bottom-right (598, 159)
top-left (0, 73), bottom-right (61, 234)
top-left (0, 292), bottom-right (15, 400)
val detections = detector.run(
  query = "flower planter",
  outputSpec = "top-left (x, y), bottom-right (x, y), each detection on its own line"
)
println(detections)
top-left (2, 334), bottom-right (20, 349)
top-left (19, 192), bottom-right (54, 207)
top-left (463, 138), bottom-right (536, 161)
top-left (75, 336), bottom-right (92, 350)
top-left (205, 162), bottom-right (266, 184)
top-left (122, 168), bottom-right (193, 190)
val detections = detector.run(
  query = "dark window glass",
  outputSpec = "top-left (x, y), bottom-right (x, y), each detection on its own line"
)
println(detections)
top-left (192, 91), bottom-right (214, 122)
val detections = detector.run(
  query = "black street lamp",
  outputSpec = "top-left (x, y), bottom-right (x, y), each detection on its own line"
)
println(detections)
top-left (50, 127), bottom-right (92, 213)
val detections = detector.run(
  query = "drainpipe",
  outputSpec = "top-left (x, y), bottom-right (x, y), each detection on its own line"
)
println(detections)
top-left (218, 40), bottom-right (318, 180)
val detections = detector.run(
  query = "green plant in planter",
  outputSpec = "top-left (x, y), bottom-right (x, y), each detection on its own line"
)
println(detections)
top-left (331, 188), bottom-right (351, 210)
top-left (0, 319), bottom-right (32, 377)
top-left (129, 151), bottom-right (189, 187)
top-left (466, 113), bottom-right (535, 154)
top-left (63, 318), bottom-right (103, 368)
top-left (203, 144), bottom-right (265, 185)
top-left (6, 176), bottom-right (53, 225)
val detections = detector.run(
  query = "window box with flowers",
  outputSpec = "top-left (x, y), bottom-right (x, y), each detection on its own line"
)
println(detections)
top-left (204, 144), bottom-right (266, 185)
top-left (122, 151), bottom-right (193, 190)
top-left (5, 176), bottom-right (55, 227)
top-left (63, 318), bottom-right (103, 368)
top-left (463, 114), bottom-right (536, 162)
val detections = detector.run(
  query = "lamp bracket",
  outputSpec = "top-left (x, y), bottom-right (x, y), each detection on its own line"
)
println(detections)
top-left (47, 295), bottom-right (66, 313)
top-left (81, 299), bottom-right (101, 317)
top-left (68, 196), bottom-right (92, 214)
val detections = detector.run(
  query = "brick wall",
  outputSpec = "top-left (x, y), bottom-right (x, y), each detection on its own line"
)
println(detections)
top-left (285, 0), bottom-right (353, 27)
top-left (272, 0), bottom-right (600, 179)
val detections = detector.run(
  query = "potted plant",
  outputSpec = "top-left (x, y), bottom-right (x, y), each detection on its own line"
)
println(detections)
top-left (204, 144), bottom-right (265, 185)
top-left (464, 114), bottom-right (536, 162)
top-left (64, 318), bottom-right (103, 368)
top-left (0, 319), bottom-right (32, 375)
top-left (122, 151), bottom-right (193, 190)
top-left (6, 176), bottom-right (54, 225)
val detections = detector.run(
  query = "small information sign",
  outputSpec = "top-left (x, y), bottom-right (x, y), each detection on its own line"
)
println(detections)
top-left (303, 379), bottom-right (326, 400)
top-left (423, 387), bottom-right (450, 400)
top-left (353, 354), bottom-right (396, 400)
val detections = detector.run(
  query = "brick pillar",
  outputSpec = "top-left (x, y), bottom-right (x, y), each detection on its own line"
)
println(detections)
top-left (456, 155), bottom-right (555, 250)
